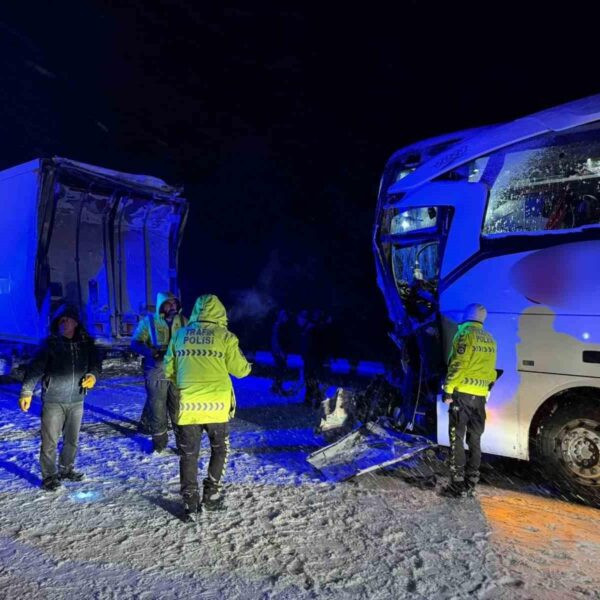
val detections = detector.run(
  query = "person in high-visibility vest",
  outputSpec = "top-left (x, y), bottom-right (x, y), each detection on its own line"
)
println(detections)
top-left (131, 292), bottom-right (187, 453)
top-left (441, 303), bottom-right (497, 498)
top-left (164, 294), bottom-right (251, 518)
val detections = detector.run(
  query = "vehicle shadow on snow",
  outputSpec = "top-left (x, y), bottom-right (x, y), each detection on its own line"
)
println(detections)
top-left (235, 402), bottom-right (318, 431)
top-left (84, 403), bottom-right (140, 427)
top-left (478, 454), bottom-right (600, 508)
top-left (382, 449), bottom-right (600, 508)
top-left (233, 398), bottom-right (325, 478)
top-left (0, 459), bottom-right (42, 487)
top-left (82, 404), bottom-right (152, 453)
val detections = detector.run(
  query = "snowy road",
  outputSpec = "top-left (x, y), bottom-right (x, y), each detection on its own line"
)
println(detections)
top-left (0, 373), bottom-right (599, 599)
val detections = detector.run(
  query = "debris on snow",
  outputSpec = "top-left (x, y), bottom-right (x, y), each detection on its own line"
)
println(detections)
top-left (0, 373), bottom-right (599, 599)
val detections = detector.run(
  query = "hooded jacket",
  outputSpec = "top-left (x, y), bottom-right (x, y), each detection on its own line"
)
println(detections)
top-left (164, 294), bottom-right (251, 425)
top-left (21, 304), bottom-right (102, 404)
top-left (131, 291), bottom-right (187, 370)
top-left (443, 321), bottom-right (497, 397)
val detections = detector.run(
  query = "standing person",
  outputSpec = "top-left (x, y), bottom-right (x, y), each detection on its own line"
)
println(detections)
top-left (284, 309), bottom-right (308, 397)
top-left (441, 303), bottom-right (497, 498)
top-left (131, 292), bottom-right (187, 453)
top-left (18, 305), bottom-right (101, 491)
top-left (303, 309), bottom-right (326, 409)
top-left (164, 294), bottom-right (251, 519)
top-left (270, 308), bottom-right (292, 395)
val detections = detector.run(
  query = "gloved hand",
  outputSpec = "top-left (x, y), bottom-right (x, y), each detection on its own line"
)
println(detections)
top-left (81, 374), bottom-right (96, 390)
top-left (19, 394), bottom-right (32, 412)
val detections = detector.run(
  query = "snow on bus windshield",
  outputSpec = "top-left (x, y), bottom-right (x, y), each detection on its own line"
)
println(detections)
top-left (481, 123), bottom-right (600, 235)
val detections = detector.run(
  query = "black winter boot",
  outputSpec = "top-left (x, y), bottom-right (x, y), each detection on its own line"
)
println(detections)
top-left (202, 488), bottom-right (225, 511)
top-left (42, 476), bottom-right (61, 491)
top-left (152, 432), bottom-right (168, 454)
top-left (464, 481), bottom-right (477, 497)
top-left (59, 469), bottom-right (84, 481)
top-left (183, 493), bottom-right (201, 521)
top-left (440, 480), bottom-right (467, 498)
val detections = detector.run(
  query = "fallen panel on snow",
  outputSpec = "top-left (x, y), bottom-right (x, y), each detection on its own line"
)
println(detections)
top-left (307, 420), bottom-right (436, 482)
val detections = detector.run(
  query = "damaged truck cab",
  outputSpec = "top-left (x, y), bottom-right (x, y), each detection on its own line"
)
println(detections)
top-left (0, 157), bottom-right (187, 371)
top-left (374, 94), bottom-right (600, 495)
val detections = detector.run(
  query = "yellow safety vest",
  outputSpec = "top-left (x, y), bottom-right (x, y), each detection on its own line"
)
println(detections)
top-left (443, 321), bottom-right (497, 397)
top-left (164, 295), bottom-right (251, 425)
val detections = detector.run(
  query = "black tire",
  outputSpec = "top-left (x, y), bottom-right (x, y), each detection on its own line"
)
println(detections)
top-left (535, 398), bottom-right (600, 504)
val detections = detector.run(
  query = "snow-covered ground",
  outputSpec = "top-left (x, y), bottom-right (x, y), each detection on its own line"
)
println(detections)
top-left (0, 372), bottom-right (599, 599)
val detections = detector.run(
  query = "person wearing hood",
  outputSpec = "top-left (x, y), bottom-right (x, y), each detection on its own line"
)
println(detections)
top-left (164, 294), bottom-right (251, 518)
top-left (18, 304), bottom-right (102, 491)
top-left (441, 303), bottom-right (497, 498)
top-left (131, 292), bottom-right (187, 453)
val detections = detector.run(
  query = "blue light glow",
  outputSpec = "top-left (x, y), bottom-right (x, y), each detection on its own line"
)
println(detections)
top-left (70, 490), bottom-right (102, 503)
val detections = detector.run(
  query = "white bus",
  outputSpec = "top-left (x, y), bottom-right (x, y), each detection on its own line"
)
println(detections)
top-left (373, 94), bottom-right (600, 496)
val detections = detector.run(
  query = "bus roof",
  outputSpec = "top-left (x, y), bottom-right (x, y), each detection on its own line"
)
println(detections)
top-left (388, 93), bottom-right (600, 194)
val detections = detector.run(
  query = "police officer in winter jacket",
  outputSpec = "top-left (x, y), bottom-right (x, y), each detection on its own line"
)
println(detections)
top-left (19, 305), bottom-right (102, 491)
top-left (131, 291), bottom-right (187, 453)
top-left (441, 303), bottom-right (497, 498)
top-left (164, 294), bottom-right (251, 518)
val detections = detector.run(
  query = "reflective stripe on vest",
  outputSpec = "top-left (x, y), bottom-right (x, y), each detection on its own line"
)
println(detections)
top-left (148, 314), bottom-right (158, 347)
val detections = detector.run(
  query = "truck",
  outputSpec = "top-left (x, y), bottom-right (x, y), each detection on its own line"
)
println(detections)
top-left (372, 93), bottom-right (600, 497)
top-left (0, 157), bottom-right (188, 372)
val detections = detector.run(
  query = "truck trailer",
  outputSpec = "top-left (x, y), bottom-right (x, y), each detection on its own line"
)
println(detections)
top-left (0, 157), bottom-right (188, 372)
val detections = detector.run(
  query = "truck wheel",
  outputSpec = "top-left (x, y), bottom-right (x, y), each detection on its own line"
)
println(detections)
top-left (536, 399), bottom-right (600, 502)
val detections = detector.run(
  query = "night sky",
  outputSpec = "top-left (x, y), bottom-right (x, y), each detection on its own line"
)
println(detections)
top-left (1, 2), bottom-right (598, 358)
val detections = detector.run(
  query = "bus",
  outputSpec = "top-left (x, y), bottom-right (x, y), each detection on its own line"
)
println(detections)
top-left (373, 94), bottom-right (600, 496)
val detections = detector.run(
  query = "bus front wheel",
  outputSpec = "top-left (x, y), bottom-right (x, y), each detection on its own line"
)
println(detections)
top-left (536, 399), bottom-right (600, 502)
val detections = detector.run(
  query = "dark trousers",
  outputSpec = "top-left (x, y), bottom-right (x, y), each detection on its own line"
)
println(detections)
top-left (271, 352), bottom-right (287, 391)
top-left (304, 377), bottom-right (323, 407)
top-left (303, 357), bottom-right (324, 408)
top-left (142, 366), bottom-right (178, 450)
top-left (176, 422), bottom-right (230, 499)
top-left (448, 392), bottom-right (486, 485)
top-left (40, 402), bottom-right (83, 480)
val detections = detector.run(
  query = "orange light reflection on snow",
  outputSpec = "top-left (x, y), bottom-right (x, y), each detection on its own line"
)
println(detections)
top-left (480, 491), bottom-right (600, 578)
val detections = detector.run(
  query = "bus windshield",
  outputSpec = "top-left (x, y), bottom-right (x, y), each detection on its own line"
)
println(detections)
top-left (379, 204), bottom-right (444, 322)
top-left (478, 122), bottom-right (600, 234)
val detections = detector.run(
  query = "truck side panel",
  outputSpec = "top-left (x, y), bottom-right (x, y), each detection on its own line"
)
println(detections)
top-left (0, 160), bottom-right (45, 343)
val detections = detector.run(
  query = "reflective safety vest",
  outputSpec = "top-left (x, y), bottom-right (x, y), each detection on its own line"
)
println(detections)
top-left (443, 321), bottom-right (497, 397)
top-left (131, 291), bottom-right (187, 351)
top-left (164, 295), bottom-right (251, 425)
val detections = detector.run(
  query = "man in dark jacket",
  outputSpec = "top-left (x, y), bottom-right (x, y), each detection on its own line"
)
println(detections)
top-left (19, 305), bottom-right (102, 491)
